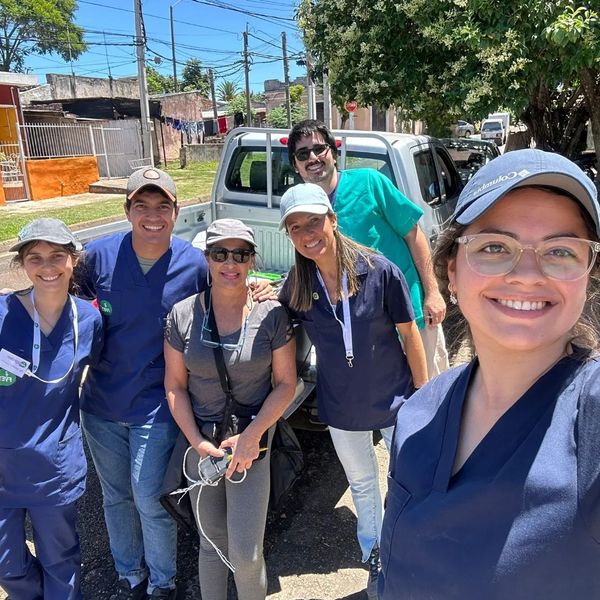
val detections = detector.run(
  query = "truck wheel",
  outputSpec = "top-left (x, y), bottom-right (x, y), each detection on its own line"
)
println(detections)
top-left (465, 130), bottom-right (472, 137)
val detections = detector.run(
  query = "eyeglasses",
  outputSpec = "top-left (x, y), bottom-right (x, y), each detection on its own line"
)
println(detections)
top-left (207, 247), bottom-right (255, 264)
top-left (200, 292), bottom-right (251, 351)
top-left (294, 144), bottom-right (330, 162)
top-left (456, 233), bottom-right (600, 281)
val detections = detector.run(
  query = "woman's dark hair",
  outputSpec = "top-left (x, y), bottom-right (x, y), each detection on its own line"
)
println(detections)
top-left (12, 240), bottom-right (81, 294)
top-left (433, 185), bottom-right (600, 360)
top-left (288, 119), bottom-right (338, 165)
top-left (286, 220), bottom-right (374, 312)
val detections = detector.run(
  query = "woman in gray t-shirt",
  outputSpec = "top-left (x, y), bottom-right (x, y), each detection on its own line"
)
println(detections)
top-left (164, 219), bottom-right (296, 600)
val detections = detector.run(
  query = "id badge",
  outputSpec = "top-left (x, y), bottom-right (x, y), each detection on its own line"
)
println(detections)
top-left (0, 348), bottom-right (30, 378)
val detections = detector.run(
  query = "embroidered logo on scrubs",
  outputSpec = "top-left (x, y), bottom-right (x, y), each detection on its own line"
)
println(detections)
top-left (0, 368), bottom-right (16, 386)
top-left (99, 300), bottom-right (113, 315)
top-left (312, 292), bottom-right (319, 300)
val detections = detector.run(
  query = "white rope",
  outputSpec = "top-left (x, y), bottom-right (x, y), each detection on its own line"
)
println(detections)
top-left (170, 446), bottom-right (247, 573)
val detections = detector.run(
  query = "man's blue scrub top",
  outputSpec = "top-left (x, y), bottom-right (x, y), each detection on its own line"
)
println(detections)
top-left (280, 254), bottom-right (414, 431)
top-left (0, 293), bottom-right (103, 507)
top-left (79, 232), bottom-right (207, 424)
top-left (380, 355), bottom-right (600, 599)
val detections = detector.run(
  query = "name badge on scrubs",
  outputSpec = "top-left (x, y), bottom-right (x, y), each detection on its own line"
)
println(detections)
top-left (0, 348), bottom-right (30, 378)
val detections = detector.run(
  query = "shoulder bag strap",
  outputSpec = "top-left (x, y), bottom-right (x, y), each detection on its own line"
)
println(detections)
top-left (205, 288), bottom-right (238, 442)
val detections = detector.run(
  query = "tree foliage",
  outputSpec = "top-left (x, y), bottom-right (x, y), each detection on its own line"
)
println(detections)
top-left (267, 103), bottom-right (308, 128)
top-left (299, 0), bottom-right (600, 158)
top-left (180, 58), bottom-right (209, 95)
top-left (226, 93), bottom-right (255, 120)
top-left (217, 80), bottom-right (240, 102)
top-left (146, 65), bottom-right (175, 94)
top-left (0, 0), bottom-right (86, 72)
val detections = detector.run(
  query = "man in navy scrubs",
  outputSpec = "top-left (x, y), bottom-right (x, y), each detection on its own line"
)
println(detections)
top-left (79, 168), bottom-right (207, 600)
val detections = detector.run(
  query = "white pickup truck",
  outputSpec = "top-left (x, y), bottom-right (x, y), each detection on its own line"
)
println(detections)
top-left (79, 127), bottom-right (463, 427)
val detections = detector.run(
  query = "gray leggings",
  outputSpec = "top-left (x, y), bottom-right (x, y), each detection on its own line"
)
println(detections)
top-left (186, 436), bottom-right (272, 600)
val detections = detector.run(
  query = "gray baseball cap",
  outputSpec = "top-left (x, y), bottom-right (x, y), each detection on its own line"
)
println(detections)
top-left (279, 183), bottom-right (333, 230)
top-left (454, 148), bottom-right (600, 235)
top-left (127, 167), bottom-right (177, 203)
top-left (10, 218), bottom-right (82, 252)
top-left (206, 218), bottom-right (257, 248)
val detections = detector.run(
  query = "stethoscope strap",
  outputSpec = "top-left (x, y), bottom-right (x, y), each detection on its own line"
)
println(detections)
top-left (27, 290), bottom-right (79, 384)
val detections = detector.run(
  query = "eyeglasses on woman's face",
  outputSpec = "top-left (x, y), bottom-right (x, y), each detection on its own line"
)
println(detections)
top-left (294, 144), bottom-right (331, 162)
top-left (456, 233), bottom-right (600, 281)
top-left (207, 247), bottom-right (255, 264)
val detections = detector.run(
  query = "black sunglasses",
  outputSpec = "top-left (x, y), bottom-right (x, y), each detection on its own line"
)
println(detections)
top-left (294, 144), bottom-right (331, 162)
top-left (207, 247), bottom-right (255, 264)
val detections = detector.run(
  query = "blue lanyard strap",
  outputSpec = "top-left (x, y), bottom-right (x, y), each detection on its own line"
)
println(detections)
top-left (27, 290), bottom-right (79, 384)
top-left (316, 270), bottom-right (354, 367)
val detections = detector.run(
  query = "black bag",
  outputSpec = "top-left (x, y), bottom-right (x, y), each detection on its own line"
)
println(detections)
top-left (159, 431), bottom-right (196, 530)
top-left (269, 418), bottom-right (304, 509)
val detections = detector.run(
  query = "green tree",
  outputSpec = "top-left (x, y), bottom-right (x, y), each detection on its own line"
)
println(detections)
top-left (181, 58), bottom-right (209, 95)
top-left (267, 103), bottom-right (308, 128)
top-left (217, 80), bottom-right (240, 101)
top-left (0, 0), bottom-right (86, 72)
top-left (146, 65), bottom-right (175, 94)
top-left (226, 93), bottom-right (255, 123)
top-left (299, 0), bottom-right (600, 161)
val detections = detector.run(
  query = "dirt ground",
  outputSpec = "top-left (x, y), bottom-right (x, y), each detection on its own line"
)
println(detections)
top-left (1, 431), bottom-right (389, 600)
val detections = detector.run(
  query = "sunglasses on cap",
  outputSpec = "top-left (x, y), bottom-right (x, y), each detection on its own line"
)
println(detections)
top-left (207, 247), bottom-right (255, 263)
top-left (294, 144), bottom-right (331, 162)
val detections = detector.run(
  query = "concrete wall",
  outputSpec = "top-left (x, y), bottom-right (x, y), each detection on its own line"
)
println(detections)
top-left (25, 156), bottom-right (99, 200)
top-left (180, 143), bottom-right (223, 167)
top-left (20, 74), bottom-right (139, 104)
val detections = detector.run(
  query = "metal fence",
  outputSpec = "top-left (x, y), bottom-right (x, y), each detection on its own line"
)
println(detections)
top-left (20, 120), bottom-right (144, 178)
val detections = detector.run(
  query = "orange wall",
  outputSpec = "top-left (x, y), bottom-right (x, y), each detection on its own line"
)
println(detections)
top-left (25, 157), bottom-right (99, 201)
top-left (0, 182), bottom-right (5, 205)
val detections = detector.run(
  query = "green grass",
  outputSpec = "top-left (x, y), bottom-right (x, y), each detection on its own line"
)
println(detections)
top-left (0, 161), bottom-right (218, 243)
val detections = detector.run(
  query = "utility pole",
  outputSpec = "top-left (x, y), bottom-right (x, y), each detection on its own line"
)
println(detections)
top-left (243, 25), bottom-right (252, 126)
top-left (282, 32), bottom-right (292, 128)
top-left (134, 0), bottom-right (154, 164)
top-left (209, 68), bottom-right (219, 136)
top-left (305, 52), bottom-right (316, 120)
top-left (323, 71), bottom-right (332, 128)
top-left (169, 5), bottom-right (178, 91)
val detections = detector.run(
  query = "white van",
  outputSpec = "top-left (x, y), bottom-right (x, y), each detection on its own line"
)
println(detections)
top-left (480, 119), bottom-right (506, 145)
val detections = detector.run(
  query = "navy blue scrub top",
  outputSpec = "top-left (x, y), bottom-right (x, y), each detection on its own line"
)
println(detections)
top-left (380, 355), bottom-right (600, 599)
top-left (0, 293), bottom-right (103, 507)
top-left (78, 232), bottom-right (207, 424)
top-left (280, 254), bottom-right (414, 431)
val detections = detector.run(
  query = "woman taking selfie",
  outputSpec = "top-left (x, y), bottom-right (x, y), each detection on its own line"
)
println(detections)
top-left (164, 218), bottom-right (296, 600)
top-left (278, 183), bottom-right (428, 598)
top-left (0, 219), bottom-right (103, 599)
top-left (379, 149), bottom-right (600, 599)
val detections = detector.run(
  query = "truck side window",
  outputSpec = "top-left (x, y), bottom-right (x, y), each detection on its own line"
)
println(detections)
top-left (414, 150), bottom-right (441, 206)
top-left (435, 147), bottom-right (461, 201)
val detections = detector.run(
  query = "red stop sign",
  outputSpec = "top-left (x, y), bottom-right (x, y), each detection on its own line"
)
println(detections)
top-left (345, 100), bottom-right (357, 113)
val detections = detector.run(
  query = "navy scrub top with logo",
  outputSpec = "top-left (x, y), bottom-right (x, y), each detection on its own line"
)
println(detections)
top-left (280, 254), bottom-right (414, 431)
top-left (79, 231), bottom-right (207, 424)
top-left (0, 293), bottom-right (103, 507)
top-left (380, 355), bottom-right (600, 599)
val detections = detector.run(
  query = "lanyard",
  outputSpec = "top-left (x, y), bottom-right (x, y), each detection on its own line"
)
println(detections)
top-left (28, 290), bottom-right (79, 384)
top-left (316, 270), bottom-right (354, 367)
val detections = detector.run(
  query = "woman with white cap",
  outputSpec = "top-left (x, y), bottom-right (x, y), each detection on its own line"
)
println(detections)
top-left (278, 183), bottom-right (428, 599)
top-left (0, 218), bottom-right (103, 599)
top-left (164, 218), bottom-right (296, 600)
top-left (379, 149), bottom-right (600, 599)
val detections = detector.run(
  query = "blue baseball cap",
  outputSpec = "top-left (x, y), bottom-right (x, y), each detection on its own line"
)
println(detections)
top-left (279, 183), bottom-right (333, 230)
top-left (453, 149), bottom-right (600, 236)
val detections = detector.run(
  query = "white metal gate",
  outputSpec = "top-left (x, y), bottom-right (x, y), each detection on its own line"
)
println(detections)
top-left (21, 120), bottom-right (144, 178)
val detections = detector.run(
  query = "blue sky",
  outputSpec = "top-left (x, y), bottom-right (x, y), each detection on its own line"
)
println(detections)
top-left (25, 0), bottom-right (305, 94)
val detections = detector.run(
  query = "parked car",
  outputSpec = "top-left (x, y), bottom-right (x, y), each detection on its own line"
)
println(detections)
top-left (451, 119), bottom-right (474, 137)
top-left (440, 138), bottom-right (501, 184)
top-left (480, 119), bottom-right (506, 145)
